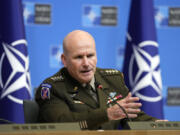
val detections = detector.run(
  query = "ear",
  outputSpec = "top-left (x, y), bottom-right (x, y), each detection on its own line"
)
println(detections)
top-left (61, 54), bottom-right (67, 67)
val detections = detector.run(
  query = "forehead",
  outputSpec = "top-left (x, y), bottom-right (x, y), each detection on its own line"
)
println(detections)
top-left (66, 33), bottom-right (96, 54)
top-left (69, 43), bottom-right (96, 55)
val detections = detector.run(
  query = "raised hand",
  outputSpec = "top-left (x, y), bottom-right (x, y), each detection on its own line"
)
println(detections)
top-left (107, 92), bottom-right (142, 120)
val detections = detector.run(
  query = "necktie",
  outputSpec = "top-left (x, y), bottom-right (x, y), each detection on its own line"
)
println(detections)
top-left (86, 84), bottom-right (98, 103)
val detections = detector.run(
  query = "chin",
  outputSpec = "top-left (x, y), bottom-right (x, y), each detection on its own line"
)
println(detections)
top-left (80, 78), bottom-right (92, 84)
top-left (81, 79), bottom-right (91, 83)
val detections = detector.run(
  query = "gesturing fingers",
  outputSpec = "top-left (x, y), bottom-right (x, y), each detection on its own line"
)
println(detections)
top-left (107, 92), bottom-right (143, 120)
top-left (128, 113), bottom-right (138, 118)
top-left (123, 102), bottom-right (142, 108)
top-left (125, 96), bottom-right (140, 103)
top-left (126, 108), bottom-right (141, 114)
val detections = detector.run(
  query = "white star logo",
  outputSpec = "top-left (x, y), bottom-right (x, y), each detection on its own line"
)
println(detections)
top-left (0, 39), bottom-right (31, 104)
top-left (88, 10), bottom-right (96, 21)
top-left (129, 40), bottom-right (162, 102)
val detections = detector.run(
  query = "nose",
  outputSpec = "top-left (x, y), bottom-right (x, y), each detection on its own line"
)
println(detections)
top-left (82, 57), bottom-right (89, 66)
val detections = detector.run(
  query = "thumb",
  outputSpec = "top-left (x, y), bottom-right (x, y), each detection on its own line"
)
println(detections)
top-left (127, 92), bottom-right (132, 98)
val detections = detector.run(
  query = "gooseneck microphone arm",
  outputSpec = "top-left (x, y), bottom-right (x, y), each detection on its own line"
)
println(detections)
top-left (95, 82), bottom-right (131, 121)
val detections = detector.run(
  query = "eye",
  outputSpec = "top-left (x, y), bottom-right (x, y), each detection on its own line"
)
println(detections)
top-left (75, 55), bottom-right (83, 59)
top-left (87, 53), bottom-right (94, 58)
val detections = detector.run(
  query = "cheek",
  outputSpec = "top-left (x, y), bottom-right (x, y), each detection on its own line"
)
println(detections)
top-left (71, 61), bottom-right (81, 70)
top-left (91, 58), bottom-right (97, 66)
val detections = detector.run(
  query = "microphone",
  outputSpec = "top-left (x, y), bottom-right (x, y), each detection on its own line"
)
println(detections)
top-left (95, 82), bottom-right (131, 121)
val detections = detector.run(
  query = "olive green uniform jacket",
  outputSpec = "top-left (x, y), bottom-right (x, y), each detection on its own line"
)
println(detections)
top-left (35, 67), bottom-right (157, 130)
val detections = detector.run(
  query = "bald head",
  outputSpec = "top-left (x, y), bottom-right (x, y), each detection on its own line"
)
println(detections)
top-left (63, 30), bottom-right (96, 55)
top-left (61, 30), bottom-right (97, 83)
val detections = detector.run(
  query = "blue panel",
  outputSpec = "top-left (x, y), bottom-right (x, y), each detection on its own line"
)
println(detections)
top-left (23, 0), bottom-right (180, 121)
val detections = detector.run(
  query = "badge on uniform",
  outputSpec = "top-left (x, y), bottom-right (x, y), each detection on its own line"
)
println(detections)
top-left (107, 92), bottom-right (122, 104)
top-left (41, 83), bottom-right (51, 100)
top-left (73, 100), bottom-right (84, 104)
top-left (109, 92), bottom-right (116, 98)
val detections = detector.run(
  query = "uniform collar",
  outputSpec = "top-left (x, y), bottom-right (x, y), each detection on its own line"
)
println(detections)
top-left (61, 68), bottom-right (82, 93)
top-left (62, 67), bottom-right (108, 108)
top-left (62, 67), bottom-right (110, 92)
top-left (62, 68), bottom-right (98, 108)
top-left (82, 76), bottom-right (95, 90)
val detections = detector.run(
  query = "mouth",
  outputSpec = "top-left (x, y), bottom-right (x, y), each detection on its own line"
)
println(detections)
top-left (80, 69), bottom-right (92, 74)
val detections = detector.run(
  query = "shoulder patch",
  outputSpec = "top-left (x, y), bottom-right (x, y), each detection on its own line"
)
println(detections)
top-left (99, 69), bottom-right (121, 76)
top-left (50, 75), bottom-right (64, 82)
top-left (41, 83), bottom-right (51, 100)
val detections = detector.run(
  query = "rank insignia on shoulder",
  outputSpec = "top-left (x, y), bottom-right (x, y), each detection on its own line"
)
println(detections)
top-left (100, 69), bottom-right (120, 76)
top-left (41, 83), bottom-right (51, 100)
top-left (50, 75), bottom-right (64, 81)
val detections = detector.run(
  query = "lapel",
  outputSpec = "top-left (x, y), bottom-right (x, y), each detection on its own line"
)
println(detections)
top-left (64, 71), bottom-right (98, 108)
top-left (74, 87), bottom-right (98, 108)
top-left (95, 71), bottom-right (110, 108)
top-left (96, 87), bottom-right (107, 109)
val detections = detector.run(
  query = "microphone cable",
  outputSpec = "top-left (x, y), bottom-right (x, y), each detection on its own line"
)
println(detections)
top-left (95, 82), bottom-right (131, 121)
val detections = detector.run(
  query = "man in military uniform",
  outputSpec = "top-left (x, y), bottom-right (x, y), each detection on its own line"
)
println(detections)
top-left (35, 30), bottom-right (157, 130)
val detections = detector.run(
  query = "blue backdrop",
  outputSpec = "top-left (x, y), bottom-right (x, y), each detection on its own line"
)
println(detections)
top-left (23, 0), bottom-right (180, 121)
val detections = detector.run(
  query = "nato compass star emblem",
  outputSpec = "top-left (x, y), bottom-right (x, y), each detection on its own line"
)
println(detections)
top-left (127, 34), bottom-right (162, 102)
top-left (0, 39), bottom-right (31, 104)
